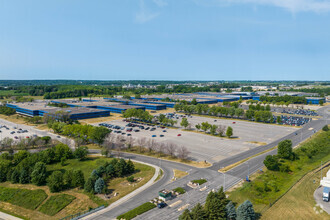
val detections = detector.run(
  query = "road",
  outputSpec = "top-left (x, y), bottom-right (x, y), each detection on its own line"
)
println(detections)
top-left (86, 105), bottom-right (329, 220)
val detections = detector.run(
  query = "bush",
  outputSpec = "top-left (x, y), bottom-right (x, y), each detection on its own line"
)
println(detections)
top-left (127, 176), bottom-right (135, 183)
top-left (39, 194), bottom-right (76, 216)
top-left (191, 179), bottom-right (207, 185)
top-left (263, 155), bottom-right (279, 171)
top-left (173, 187), bottom-right (186, 194)
top-left (117, 202), bottom-right (156, 220)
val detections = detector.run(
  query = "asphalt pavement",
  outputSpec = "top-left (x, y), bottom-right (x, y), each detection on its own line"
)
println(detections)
top-left (86, 105), bottom-right (330, 220)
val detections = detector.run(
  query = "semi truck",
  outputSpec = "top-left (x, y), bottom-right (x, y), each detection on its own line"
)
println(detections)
top-left (323, 187), bottom-right (330, 202)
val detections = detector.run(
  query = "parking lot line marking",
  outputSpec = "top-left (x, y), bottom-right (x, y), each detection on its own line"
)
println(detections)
top-left (178, 204), bottom-right (189, 211)
top-left (169, 200), bottom-right (182, 207)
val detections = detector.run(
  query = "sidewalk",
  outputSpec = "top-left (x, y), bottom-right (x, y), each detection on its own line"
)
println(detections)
top-left (81, 160), bottom-right (160, 220)
top-left (0, 211), bottom-right (23, 220)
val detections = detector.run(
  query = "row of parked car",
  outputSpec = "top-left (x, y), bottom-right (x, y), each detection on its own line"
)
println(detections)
top-left (281, 109), bottom-right (318, 116)
top-left (276, 115), bottom-right (312, 126)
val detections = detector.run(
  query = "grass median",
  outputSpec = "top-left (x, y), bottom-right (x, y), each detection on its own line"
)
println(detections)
top-left (117, 202), bottom-right (156, 220)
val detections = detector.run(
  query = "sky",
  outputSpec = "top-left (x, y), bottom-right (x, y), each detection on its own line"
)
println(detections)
top-left (0, 0), bottom-right (329, 81)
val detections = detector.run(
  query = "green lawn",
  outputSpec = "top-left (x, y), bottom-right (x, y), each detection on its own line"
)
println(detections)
top-left (0, 186), bottom-right (48, 210)
top-left (228, 130), bottom-right (330, 214)
top-left (39, 194), bottom-right (76, 216)
top-left (47, 157), bottom-right (111, 179)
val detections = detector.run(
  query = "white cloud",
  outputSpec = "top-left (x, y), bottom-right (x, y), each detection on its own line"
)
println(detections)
top-left (153, 0), bottom-right (168, 7)
top-left (194, 0), bottom-right (330, 13)
top-left (135, 0), bottom-right (160, 23)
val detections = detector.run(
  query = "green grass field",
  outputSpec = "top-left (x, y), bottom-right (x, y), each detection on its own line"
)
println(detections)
top-left (228, 130), bottom-right (330, 214)
top-left (0, 186), bottom-right (48, 210)
top-left (39, 194), bottom-right (76, 216)
top-left (47, 157), bottom-right (111, 179)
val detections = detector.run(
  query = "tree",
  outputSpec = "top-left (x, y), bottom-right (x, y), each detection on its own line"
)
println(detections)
top-left (19, 168), bottom-right (30, 184)
top-left (72, 170), bottom-right (85, 188)
top-left (74, 146), bottom-right (88, 161)
top-left (263, 155), bottom-right (279, 171)
top-left (177, 146), bottom-right (190, 160)
top-left (276, 116), bottom-right (282, 124)
top-left (277, 140), bottom-right (293, 159)
top-left (63, 169), bottom-right (74, 188)
top-left (195, 124), bottom-right (201, 131)
top-left (216, 125), bottom-right (226, 137)
top-left (191, 203), bottom-right (207, 219)
top-left (322, 125), bottom-right (329, 131)
top-left (226, 126), bottom-right (233, 138)
top-left (236, 200), bottom-right (255, 220)
top-left (205, 187), bottom-right (227, 219)
top-left (226, 201), bottom-right (236, 220)
top-left (11, 169), bottom-right (20, 184)
top-left (319, 100), bottom-right (324, 106)
top-left (210, 125), bottom-right (218, 135)
top-left (94, 178), bottom-right (105, 194)
top-left (48, 171), bottom-right (64, 193)
top-left (201, 122), bottom-right (211, 132)
top-left (125, 159), bottom-right (135, 174)
top-left (84, 177), bottom-right (95, 193)
top-left (180, 118), bottom-right (189, 129)
top-left (89, 126), bottom-right (110, 145)
top-left (31, 162), bottom-right (47, 186)
top-left (179, 209), bottom-right (192, 220)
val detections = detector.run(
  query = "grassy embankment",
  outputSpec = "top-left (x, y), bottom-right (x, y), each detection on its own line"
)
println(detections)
top-left (261, 165), bottom-right (330, 220)
top-left (228, 129), bottom-right (330, 216)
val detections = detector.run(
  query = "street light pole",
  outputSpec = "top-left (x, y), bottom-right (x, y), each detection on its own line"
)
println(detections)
top-left (321, 161), bottom-right (323, 181)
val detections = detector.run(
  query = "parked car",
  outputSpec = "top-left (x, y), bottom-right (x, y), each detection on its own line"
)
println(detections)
top-left (232, 122), bottom-right (236, 124)
top-left (152, 135), bottom-right (157, 137)
top-left (177, 134), bottom-right (181, 136)
top-left (160, 135), bottom-right (164, 137)
top-left (157, 202), bottom-right (166, 209)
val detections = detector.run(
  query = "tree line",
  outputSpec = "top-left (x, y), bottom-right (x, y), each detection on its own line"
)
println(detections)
top-left (175, 104), bottom-right (274, 123)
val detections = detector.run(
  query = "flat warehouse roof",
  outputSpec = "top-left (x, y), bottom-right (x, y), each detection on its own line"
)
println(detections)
top-left (8, 102), bottom-right (58, 111)
top-left (106, 105), bottom-right (145, 109)
top-left (45, 107), bottom-right (110, 114)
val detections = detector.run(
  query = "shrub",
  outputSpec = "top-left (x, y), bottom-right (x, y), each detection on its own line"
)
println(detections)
top-left (263, 155), bottom-right (279, 171)
top-left (127, 176), bottom-right (135, 183)
top-left (191, 179), bottom-right (207, 185)
top-left (173, 187), bottom-right (186, 194)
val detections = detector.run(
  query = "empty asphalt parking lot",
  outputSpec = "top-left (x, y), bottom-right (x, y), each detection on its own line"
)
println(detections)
top-left (96, 115), bottom-right (298, 163)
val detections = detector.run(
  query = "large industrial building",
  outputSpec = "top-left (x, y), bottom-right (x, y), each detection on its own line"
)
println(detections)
top-left (6, 102), bottom-right (110, 120)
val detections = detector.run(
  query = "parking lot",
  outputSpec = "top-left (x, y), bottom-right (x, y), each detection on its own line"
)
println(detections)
top-left (95, 113), bottom-right (298, 163)
top-left (0, 118), bottom-right (74, 148)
